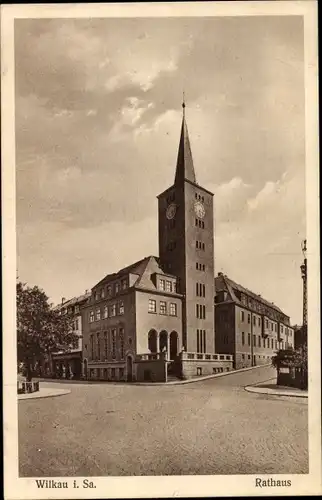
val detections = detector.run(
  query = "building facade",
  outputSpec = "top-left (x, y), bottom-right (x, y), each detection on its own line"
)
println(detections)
top-left (81, 102), bottom-right (233, 382)
top-left (215, 273), bottom-right (294, 369)
top-left (51, 292), bottom-right (91, 379)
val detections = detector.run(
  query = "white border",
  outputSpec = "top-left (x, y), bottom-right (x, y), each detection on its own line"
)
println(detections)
top-left (1, 2), bottom-right (320, 498)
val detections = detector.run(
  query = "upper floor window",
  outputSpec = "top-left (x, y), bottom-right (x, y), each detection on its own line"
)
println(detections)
top-left (248, 333), bottom-right (251, 346)
top-left (119, 328), bottom-right (125, 359)
top-left (148, 299), bottom-right (156, 313)
top-left (169, 303), bottom-right (177, 316)
top-left (241, 311), bottom-right (244, 322)
top-left (160, 301), bottom-right (167, 315)
top-left (159, 279), bottom-right (165, 291)
top-left (265, 319), bottom-right (268, 328)
top-left (101, 289), bottom-right (105, 298)
top-left (248, 314), bottom-right (250, 324)
top-left (111, 329), bottom-right (116, 359)
top-left (166, 280), bottom-right (172, 292)
top-left (111, 304), bottom-right (116, 317)
top-left (103, 305), bottom-right (108, 319)
top-left (97, 333), bottom-right (101, 360)
top-left (75, 305), bottom-right (80, 314)
top-left (115, 283), bottom-right (120, 294)
top-left (90, 334), bottom-right (94, 359)
top-left (242, 332), bottom-right (245, 345)
top-left (107, 286), bottom-right (112, 296)
top-left (75, 318), bottom-right (79, 330)
top-left (96, 308), bottom-right (101, 321)
top-left (253, 316), bottom-right (256, 325)
top-left (281, 325), bottom-right (284, 333)
top-left (104, 332), bottom-right (108, 360)
top-left (119, 301), bottom-right (124, 315)
top-left (89, 310), bottom-right (94, 323)
top-left (121, 279), bottom-right (127, 290)
top-left (95, 292), bottom-right (99, 301)
top-left (258, 317), bottom-right (261, 326)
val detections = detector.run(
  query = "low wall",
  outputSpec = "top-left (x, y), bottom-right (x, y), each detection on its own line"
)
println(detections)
top-left (235, 353), bottom-right (274, 370)
top-left (136, 359), bottom-right (167, 383)
top-left (181, 359), bottom-right (233, 379)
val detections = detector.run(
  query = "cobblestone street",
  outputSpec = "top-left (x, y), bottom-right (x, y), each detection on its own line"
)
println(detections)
top-left (19, 366), bottom-right (308, 477)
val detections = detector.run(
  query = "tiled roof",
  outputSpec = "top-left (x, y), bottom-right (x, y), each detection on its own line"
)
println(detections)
top-left (54, 291), bottom-right (91, 310)
top-left (93, 256), bottom-right (180, 293)
top-left (215, 274), bottom-right (287, 317)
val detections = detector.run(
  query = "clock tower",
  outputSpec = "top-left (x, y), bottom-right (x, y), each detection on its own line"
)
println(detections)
top-left (157, 101), bottom-right (215, 354)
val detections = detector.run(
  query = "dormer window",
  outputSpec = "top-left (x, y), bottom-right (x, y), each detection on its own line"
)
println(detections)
top-left (166, 280), bottom-right (172, 292)
top-left (159, 279), bottom-right (165, 291)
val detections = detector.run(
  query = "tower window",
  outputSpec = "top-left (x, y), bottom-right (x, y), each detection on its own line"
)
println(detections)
top-left (248, 333), bottom-right (251, 346)
top-left (242, 332), bottom-right (245, 345)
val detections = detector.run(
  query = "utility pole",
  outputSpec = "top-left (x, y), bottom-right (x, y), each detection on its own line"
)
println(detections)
top-left (300, 240), bottom-right (307, 328)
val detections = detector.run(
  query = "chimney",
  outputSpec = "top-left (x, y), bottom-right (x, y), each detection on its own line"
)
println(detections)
top-left (61, 297), bottom-right (66, 304)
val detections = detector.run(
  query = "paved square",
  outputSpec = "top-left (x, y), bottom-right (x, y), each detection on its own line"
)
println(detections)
top-left (19, 366), bottom-right (308, 476)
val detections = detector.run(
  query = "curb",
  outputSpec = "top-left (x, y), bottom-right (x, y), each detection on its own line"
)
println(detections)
top-left (37, 364), bottom-right (273, 388)
top-left (244, 379), bottom-right (308, 398)
top-left (18, 388), bottom-right (71, 401)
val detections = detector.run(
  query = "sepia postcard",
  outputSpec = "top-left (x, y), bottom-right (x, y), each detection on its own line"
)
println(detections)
top-left (1, 1), bottom-right (321, 498)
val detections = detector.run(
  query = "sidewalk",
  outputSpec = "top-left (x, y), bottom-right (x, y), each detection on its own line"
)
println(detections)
top-left (245, 378), bottom-right (308, 398)
top-left (18, 387), bottom-right (71, 401)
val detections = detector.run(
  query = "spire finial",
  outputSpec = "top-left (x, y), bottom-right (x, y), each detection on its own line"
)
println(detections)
top-left (182, 91), bottom-right (186, 113)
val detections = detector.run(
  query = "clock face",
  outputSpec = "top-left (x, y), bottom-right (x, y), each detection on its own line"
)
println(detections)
top-left (166, 203), bottom-right (177, 220)
top-left (194, 201), bottom-right (205, 219)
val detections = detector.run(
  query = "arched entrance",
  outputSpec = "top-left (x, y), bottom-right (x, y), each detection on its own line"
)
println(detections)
top-left (148, 329), bottom-right (158, 353)
top-left (159, 330), bottom-right (168, 355)
top-left (127, 355), bottom-right (133, 382)
top-left (169, 331), bottom-right (178, 360)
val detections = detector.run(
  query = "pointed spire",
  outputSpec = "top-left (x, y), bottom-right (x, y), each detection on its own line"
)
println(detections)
top-left (174, 96), bottom-right (197, 185)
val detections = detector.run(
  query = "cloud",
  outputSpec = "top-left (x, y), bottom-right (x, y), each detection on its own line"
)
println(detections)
top-left (14, 17), bottom-right (306, 325)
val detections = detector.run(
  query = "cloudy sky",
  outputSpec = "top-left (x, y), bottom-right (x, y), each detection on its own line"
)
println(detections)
top-left (15, 16), bottom-right (305, 323)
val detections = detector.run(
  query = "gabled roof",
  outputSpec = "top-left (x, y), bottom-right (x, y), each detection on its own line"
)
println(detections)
top-left (93, 255), bottom-right (180, 293)
top-left (94, 256), bottom-right (151, 288)
top-left (174, 104), bottom-right (196, 185)
top-left (215, 274), bottom-right (287, 316)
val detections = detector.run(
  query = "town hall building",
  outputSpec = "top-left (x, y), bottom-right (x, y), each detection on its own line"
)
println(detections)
top-left (81, 102), bottom-right (233, 382)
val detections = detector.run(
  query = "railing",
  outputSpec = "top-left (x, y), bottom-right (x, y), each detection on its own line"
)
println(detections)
top-left (180, 352), bottom-right (233, 362)
top-left (136, 352), bottom-right (166, 362)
